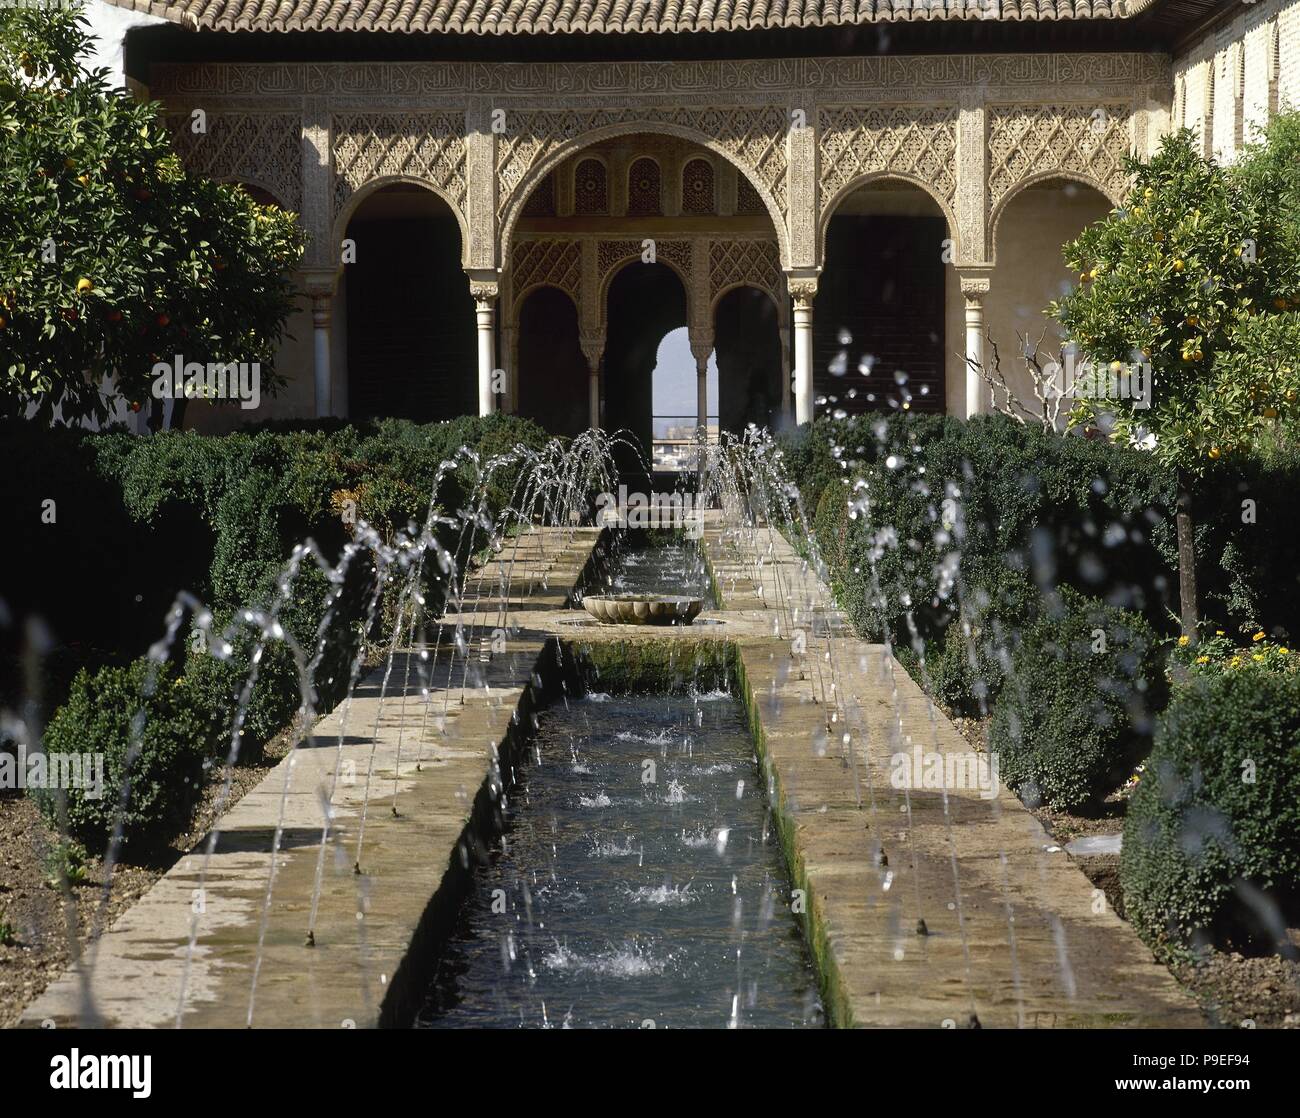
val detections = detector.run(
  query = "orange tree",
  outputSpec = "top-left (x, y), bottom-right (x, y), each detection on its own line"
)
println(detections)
top-left (1052, 126), bottom-right (1300, 639)
top-left (0, 3), bottom-right (304, 426)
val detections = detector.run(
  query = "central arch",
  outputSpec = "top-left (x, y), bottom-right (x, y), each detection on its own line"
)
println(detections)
top-left (605, 261), bottom-right (688, 483)
top-left (504, 129), bottom-right (789, 449)
top-left (499, 119), bottom-right (791, 272)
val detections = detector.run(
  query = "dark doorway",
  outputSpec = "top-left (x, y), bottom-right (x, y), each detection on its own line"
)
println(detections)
top-left (345, 187), bottom-right (475, 420)
top-left (715, 286), bottom-right (782, 434)
top-left (815, 214), bottom-right (946, 415)
top-left (605, 262), bottom-right (687, 484)
top-left (516, 287), bottom-right (588, 438)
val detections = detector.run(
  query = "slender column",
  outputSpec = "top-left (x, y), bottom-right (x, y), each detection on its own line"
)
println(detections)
top-left (580, 334), bottom-right (604, 430)
top-left (788, 277), bottom-right (817, 425)
top-left (471, 279), bottom-right (498, 416)
top-left (779, 326), bottom-right (793, 424)
top-left (311, 292), bottom-right (332, 418)
top-left (961, 274), bottom-right (990, 419)
top-left (303, 269), bottom-right (339, 418)
top-left (689, 337), bottom-right (712, 435)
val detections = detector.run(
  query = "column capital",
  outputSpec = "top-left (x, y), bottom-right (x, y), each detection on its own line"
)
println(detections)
top-left (786, 274), bottom-right (819, 309)
top-left (957, 267), bottom-right (992, 302)
top-left (468, 274), bottom-right (499, 309)
top-left (301, 267), bottom-right (340, 298)
top-left (579, 333), bottom-right (605, 373)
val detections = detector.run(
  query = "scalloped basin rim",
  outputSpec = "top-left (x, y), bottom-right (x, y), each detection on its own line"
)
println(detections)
top-left (581, 596), bottom-right (704, 625)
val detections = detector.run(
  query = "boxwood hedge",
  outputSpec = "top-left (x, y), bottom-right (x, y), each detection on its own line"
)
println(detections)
top-left (1121, 667), bottom-right (1300, 953)
top-left (987, 585), bottom-right (1166, 812)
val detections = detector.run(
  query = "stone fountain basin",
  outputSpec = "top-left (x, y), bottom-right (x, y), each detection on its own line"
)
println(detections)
top-left (581, 595), bottom-right (704, 626)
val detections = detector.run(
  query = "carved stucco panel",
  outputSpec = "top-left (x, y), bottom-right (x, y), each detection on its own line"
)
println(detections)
top-left (708, 240), bottom-right (782, 305)
top-left (331, 112), bottom-right (467, 219)
top-left (163, 112), bottom-right (302, 210)
top-left (817, 104), bottom-right (959, 215)
top-left (987, 103), bottom-right (1133, 209)
top-left (509, 239), bottom-right (582, 309)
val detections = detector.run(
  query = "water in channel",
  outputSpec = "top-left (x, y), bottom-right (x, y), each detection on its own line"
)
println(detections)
top-left (416, 688), bottom-right (823, 1028)
top-left (600, 530), bottom-right (717, 609)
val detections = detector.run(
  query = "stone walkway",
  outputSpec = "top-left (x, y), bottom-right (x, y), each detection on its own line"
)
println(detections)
top-left (21, 514), bottom-right (1202, 1028)
top-left (20, 526), bottom-right (603, 1028)
top-left (696, 519), bottom-right (1201, 1027)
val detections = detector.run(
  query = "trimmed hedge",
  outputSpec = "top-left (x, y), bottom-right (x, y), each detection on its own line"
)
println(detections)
top-left (988, 586), bottom-right (1166, 812)
top-left (790, 413), bottom-right (1174, 644)
top-left (6, 414), bottom-right (552, 850)
top-left (33, 658), bottom-right (209, 850)
top-left (1, 414), bottom-right (551, 704)
top-left (1121, 667), bottom-right (1300, 953)
top-left (783, 413), bottom-right (1300, 716)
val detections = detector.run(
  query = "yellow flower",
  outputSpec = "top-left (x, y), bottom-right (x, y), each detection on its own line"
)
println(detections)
top-left (1178, 635), bottom-right (1190, 647)
top-left (1195, 656), bottom-right (1209, 665)
top-left (1252, 632), bottom-right (1265, 642)
top-left (1215, 630), bottom-right (1225, 636)
top-left (1280, 648), bottom-right (1290, 656)
top-left (1229, 657), bottom-right (1242, 668)
top-left (1253, 653), bottom-right (1265, 662)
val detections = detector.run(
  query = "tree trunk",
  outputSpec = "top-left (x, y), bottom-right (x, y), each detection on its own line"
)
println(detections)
top-left (1175, 468), bottom-right (1200, 642)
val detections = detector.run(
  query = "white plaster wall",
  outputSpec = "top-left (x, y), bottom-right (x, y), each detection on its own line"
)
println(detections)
top-left (81, 0), bottom-right (166, 90)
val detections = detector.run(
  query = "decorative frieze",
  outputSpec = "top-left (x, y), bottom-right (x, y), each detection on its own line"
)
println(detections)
top-left (150, 54), bottom-right (1169, 100)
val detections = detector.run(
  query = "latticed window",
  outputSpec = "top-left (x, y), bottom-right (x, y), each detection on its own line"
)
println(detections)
top-left (681, 158), bottom-right (715, 215)
top-left (627, 157), bottom-right (662, 216)
top-left (522, 171), bottom-right (556, 217)
top-left (573, 159), bottom-right (607, 215)
top-left (735, 173), bottom-right (764, 216)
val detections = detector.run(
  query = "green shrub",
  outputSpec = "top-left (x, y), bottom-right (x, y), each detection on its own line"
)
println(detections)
top-left (988, 586), bottom-right (1166, 812)
top-left (1121, 667), bottom-right (1300, 952)
top-left (3, 413), bottom-right (552, 758)
top-left (811, 482), bottom-right (851, 590)
top-left (786, 413), bottom-right (1300, 650)
top-left (184, 629), bottom-right (302, 764)
top-left (34, 659), bottom-right (209, 850)
top-left (778, 413), bottom-right (1300, 717)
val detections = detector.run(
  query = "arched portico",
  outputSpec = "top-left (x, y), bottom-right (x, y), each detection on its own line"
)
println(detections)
top-left (151, 53), bottom-right (1166, 427)
top-left (499, 131), bottom-right (789, 438)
